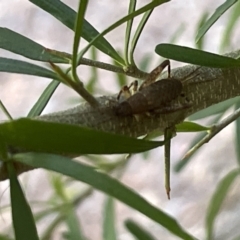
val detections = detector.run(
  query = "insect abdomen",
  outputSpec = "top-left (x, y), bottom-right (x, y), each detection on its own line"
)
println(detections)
top-left (115, 92), bottom-right (148, 116)
top-left (115, 78), bottom-right (182, 116)
top-left (140, 78), bottom-right (182, 109)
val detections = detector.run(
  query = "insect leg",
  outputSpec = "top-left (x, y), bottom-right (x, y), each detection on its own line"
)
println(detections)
top-left (164, 127), bottom-right (175, 200)
top-left (131, 80), bottom-right (138, 95)
top-left (117, 80), bottom-right (138, 101)
top-left (139, 59), bottom-right (170, 90)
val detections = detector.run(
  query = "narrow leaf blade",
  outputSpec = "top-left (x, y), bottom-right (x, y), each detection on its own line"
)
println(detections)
top-left (155, 44), bottom-right (240, 68)
top-left (234, 101), bottom-right (240, 166)
top-left (13, 152), bottom-right (196, 240)
top-left (205, 169), bottom-right (240, 240)
top-left (196, 0), bottom-right (238, 43)
top-left (0, 58), bottom-right (59, 79)
top-left (27, 80), bottom-right (60, 117)
top-left (103, 197), bottom-right (116, 240)
top-left (7, 162), bottom-right (39, 240)
top-left (125, 219), bottom-right (157, 240)
top-left (29, 0), bottom-right (124, 64)
top-left (0, 28), bottom-right (68, 63)
top-left (176, 121), bottom-right (209, 132)
top-left (0, 119), bottom-right (165, 154)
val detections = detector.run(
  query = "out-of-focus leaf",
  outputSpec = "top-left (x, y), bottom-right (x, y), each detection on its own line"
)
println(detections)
top-left (125, 219), bottom-right (157, 240)
top-left (29, 0), bottom-right (124, 64)
top-left (0, 119), bottom-right (165, 155)
top-left (0, 234), bottom-right (14, 240)
top-left (235, 102), bottom-right (240, 166)
top-left (0, 58), bottom-right (59, 79)
top-left (155, 44), bottom-right (240, 68)
top-left (176, 121), bottom-right (209, 132)
top-left (72, 0), bottom-right (88, 80)
top-left (13, 152), bottom-right (196, 240)
top-left (64, 209), bottom-right (85, 240)
top-left (169, 23), bottom-right (186, 44)
top-left (205, 169), bottom-right (240, 240)
top-left (103, 197), bottom-right (116, 240)
top-left (220, 0), bottom-right (240, 51)
top-left (232, 235), bottom-right (240, 240)
top-left (195, 0), bottom-right (238, 43)
top-left (78, 0), bottom-right (170, 62)
top-left (0, 28), bottom-right (68, 63)
top-left (85, 48), bottom-right (98, 93)
top-left (7, 162), bottom-right (39, 240)
top-left (174, 113), bottom-right (224, 172)
top-left (0, 100), bottom-right (13, 120)
top-left (124, 0), bottom-right (137, 65)
top-left (195, 12), bottom-right (209, 50)
top-left (129, 6), bottom-right (153, 65)
top-left (28, 80), bottom-right (60, 117)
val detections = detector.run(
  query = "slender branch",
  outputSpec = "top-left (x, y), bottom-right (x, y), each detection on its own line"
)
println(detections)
top-left (1, 49), bottom-right (240, 180)
top-left (50, 62), bottom-right (99, 108)
top-left (182, 107), bottom-right (240, 160)
top-left (79, 58), bottom-right (149, 79)
top-left (70, 80), bottom-right (99, 107)
top-left (46, 48), bottom-right (149, 79)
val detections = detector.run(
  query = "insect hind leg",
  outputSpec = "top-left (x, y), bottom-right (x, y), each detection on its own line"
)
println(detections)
top-left (139, 59), bottom-right (171, 90)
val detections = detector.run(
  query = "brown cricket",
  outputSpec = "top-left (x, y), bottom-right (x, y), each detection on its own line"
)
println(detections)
top-left (115, 60), bottom-right (185, 116)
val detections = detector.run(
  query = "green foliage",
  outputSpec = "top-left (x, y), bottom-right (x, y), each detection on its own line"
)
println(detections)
top-left (155, 43), bottom-right (240, 67)
top-left (0, 1), bottom-right (240, 240)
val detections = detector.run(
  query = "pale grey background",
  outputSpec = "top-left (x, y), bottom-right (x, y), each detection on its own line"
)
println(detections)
top-left (0, 1), bottom-right (240, 240)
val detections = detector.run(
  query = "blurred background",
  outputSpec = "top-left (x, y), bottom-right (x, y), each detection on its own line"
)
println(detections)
top-left (0, 1), bottom-right (240, 239)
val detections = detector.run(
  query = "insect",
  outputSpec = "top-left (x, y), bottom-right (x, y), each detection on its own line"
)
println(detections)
top-left (115, 60), bottom-right (186, 116)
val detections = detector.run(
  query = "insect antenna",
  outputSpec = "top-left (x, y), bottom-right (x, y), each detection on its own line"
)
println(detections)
top-left (180, 65), bottom-right (201, 84)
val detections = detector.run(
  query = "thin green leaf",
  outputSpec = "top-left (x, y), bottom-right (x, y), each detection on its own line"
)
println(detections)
top-left (235, 101), bottom-right (240, 166)
top-left (125, 219), bottom-right (157, 240)
top-left (29, 0), bottom-right (124, 64)
top-left (0, 100), bottom-right (13, 120)
top-left (195, 12), bottom-right (209, 50)
top-left (124, 0), bottom-right (137, 65)
top-left (130, 8), bottom-right (153, 65)
top-left (174, 132), bottom-right (206, 173)
top-left (40, 190), bottom-right (92, 240)
top-left (0, 57), bottom-right (59, 79)
top-left (85, 48), bottom-right (98, 93)
top-left (50, 174), bottom-right (67, 201)
top-left (155, 44), bottom-right (240, 68)
top-left (195, 0), bottom-right (238, 43)
top-left (77, 0), bottom-right (170, 62)
top-left (28, 80), bottom-right (60, 117)
top-left (205, 169), bottom-right (240, 240)
top-left (0, 118), bottom-right (165, 154)
top-left (188, 97), bottom-right (240, 120)
top-left (72, 0), bottom-right (89, 82)
top-left (13, 152), bottom-right (196, 240)
top-left (220, 0), bottom-right (240, 51)
top-left (103, 197), bottom-right (116, 240)
top-left (0, 28), bottom-right (68, 63)
top-left (169, 23), bottom-right (186, 44)
top-left (41, 212), bottom-right (66, 240)
top-left (0, 234), bottom-right (14, 240)
top-left (7, 162), bottom-right (39, 240)
top-left (176, 121), bottom-right (209, 132)
top-left (232, 235), bottom-right (240, 240)
top-left (65, 209), bottom-right (85, 240)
